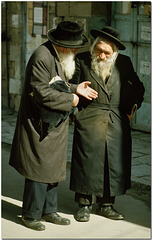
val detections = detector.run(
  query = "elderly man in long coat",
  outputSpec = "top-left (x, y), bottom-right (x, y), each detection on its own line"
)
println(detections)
top-left (9, 21), bottom-right (98, 231)
top-left (70, 26), bottom-right (145, 222)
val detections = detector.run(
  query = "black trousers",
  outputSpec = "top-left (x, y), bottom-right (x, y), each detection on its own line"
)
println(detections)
top-left (22, 178), bottom-right (58, 220)
top-left (75, 152), bottom-right (115, 206)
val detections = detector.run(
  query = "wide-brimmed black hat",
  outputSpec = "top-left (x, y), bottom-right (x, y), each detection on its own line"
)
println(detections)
top-left (90, 26), bottom-right (126, 50)
top-left (47, 21), bottom-right (89, 48)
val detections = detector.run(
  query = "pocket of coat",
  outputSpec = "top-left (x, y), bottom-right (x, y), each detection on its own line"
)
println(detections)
top-left (37, 119), bottom-right (68, 157)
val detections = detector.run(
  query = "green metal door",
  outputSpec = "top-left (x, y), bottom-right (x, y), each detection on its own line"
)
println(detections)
top-left (111, 2), bottom-right (151, 132)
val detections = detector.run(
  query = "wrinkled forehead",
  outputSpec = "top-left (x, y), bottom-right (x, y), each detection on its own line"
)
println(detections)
top-left (96, 36), bottom-right (116, 50)
top-left (90, 36), bottom-right (118, 55)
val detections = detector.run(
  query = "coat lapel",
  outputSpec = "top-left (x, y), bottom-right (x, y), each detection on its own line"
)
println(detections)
top-left (48, 42), bottom-right (66, 81)
top-left (54, 58), bottom-right (66, 81)
top-left (90, 68), bottom-right (109, 96)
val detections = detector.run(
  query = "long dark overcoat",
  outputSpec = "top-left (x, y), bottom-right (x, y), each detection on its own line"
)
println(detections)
top-left (70, 52), bottom-right (145, 197)
top-left (9, 41), bottom-right (77, 184)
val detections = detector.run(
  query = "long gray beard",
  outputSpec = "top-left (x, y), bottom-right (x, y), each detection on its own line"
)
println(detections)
top-left (91, 52), bottom-right (118, 81)
top-left (59, 52), bottom-right (76, 81)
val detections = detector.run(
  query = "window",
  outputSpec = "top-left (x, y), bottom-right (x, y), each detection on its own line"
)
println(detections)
top-left (33, 2), bottom-right (47, 37)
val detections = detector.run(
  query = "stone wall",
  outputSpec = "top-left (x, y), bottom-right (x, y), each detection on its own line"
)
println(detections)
top-left (2, 2), bottom-right (22, 110)
top-left (2, 1), bottom-right (111, 111)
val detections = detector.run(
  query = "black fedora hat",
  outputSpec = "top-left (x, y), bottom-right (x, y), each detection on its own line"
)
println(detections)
top-left (90, 26), bottom-right (126, 50)
top-left (47, 21), bottom-right (89, 48)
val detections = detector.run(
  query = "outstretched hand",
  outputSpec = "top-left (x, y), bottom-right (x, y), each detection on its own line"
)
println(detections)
top-left (76, 81), bottom-right (98, 100)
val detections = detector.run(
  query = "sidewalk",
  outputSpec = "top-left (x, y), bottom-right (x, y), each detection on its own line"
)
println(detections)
top-left (2, 107), bottom-right (151, 189)
top-left (1, 107), bottom-right (151, 239)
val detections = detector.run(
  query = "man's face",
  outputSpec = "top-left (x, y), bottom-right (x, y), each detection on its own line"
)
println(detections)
top-left (64, 48), bottom-right (78, 54)
top-left (94, 41), bottom-right (114, 62)
top-left (91, 39), bottom-right (118, 80)
top-left (57, 46), bottom-right (78, 55)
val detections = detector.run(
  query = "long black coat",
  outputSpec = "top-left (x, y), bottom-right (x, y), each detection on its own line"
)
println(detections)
top-left (70, 52), bottom-right (144, 197)
top-left (9, 41), bottom-right (77, 184)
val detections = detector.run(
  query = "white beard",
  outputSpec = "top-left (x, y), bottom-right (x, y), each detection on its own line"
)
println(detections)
top-left (91, 52), bottom-right (118, 81)
top-left (58, 52), bottom-right (76, 81)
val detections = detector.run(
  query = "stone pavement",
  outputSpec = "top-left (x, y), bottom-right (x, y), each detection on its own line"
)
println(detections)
top-left (1, 107), bottom-right (151, 239)
top-left (1, 107), bottom-right (151, 189)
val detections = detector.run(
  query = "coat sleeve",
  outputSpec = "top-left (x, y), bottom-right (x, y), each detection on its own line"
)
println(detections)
top-left (120, 55), bottom-right (145, 114)
top-left (29, 50), bottom-right (74, 112)
top-left (126, 57), bottom-right (145, 109)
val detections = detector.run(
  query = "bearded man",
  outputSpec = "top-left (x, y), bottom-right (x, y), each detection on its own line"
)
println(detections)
top-left (9, 21), bottom-right (98, 231)
top-left (69, 26), bottom-right (145, 222)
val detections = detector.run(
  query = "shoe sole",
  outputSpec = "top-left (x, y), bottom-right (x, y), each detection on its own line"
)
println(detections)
top-left (96, 211), bottom-right (124, 220)
top-left (102, 215), bottom-right (124, 220)
top-left (75, 216), bottom-right (90, 222)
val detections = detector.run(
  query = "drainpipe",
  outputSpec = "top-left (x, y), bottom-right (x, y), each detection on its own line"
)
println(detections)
top-left (21, 2), bottom-right (27, 90)
top-left (5, 2), bottom-right (10, 107)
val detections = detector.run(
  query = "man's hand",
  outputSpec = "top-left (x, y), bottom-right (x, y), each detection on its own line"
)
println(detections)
top-left (76, 81), bottom-right (98, 100)
top-left (72, 94), bottom-right (79, 106)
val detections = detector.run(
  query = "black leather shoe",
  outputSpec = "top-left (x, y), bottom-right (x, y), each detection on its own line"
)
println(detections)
top-left (75, 205), bottom-right (92, 222)
top-left (22, 216), bottom-right (45, 231)
top-left (96, 205), bottom-right (124, 220)
top-left (41, 213), bottom-right (70, 225)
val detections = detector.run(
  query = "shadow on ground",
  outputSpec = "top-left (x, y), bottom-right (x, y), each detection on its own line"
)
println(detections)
top-left (2, 142), bottom-right (151, 229)
top-left (2, 200), bottom-right (22, 225)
